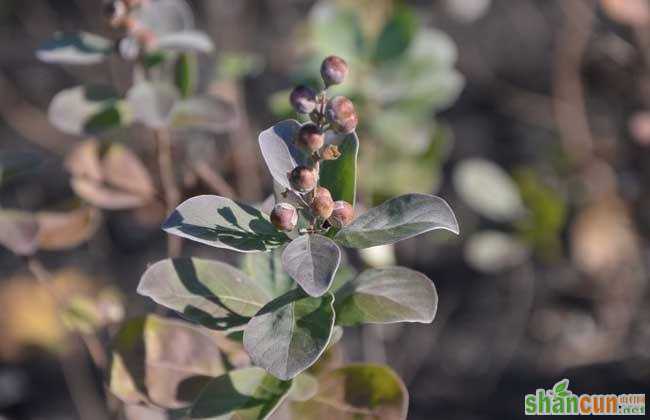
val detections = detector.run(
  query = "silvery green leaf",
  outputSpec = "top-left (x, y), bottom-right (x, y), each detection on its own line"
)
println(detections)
top-left (190, 367), bottom-right (292, 420)
top-left (453, 158), bottom-right (525, 222)
top-left (258, 120), bottom-right (309, 189)
top-left (138, 258), bottom-right (271, 330)
top-left (126, 82), bottom-right (180, 129)
top-left (169, 96), bottom-right (237, 133)
top-left (48, 85), bottom-right (128, 135)
top-left (335, 193), bottom-right (459, 249)
top-left (162, 195), bottom-right (289, 252)
top-left (282, 234), bottom-right (341, 297)
top-left (157, 30), bottom-right (214, 53)
top-left (464, 231), bottom-right (529, 273)
top-left (241, 249), bottom-right (294, 299)
top-left (36, 32), bottom-right (112, 65)
top-left (335, 267), bottom-right (437, 326)
top-left (133, 0), bottom-right (194, 36)
top-left (243, 289), bottom-right (335, 380)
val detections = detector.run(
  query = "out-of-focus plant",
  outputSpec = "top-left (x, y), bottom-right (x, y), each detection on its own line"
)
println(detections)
top-left (270, 0), bottom-right (464, 204)
top-left (126, 56), bottom-right (459, 419)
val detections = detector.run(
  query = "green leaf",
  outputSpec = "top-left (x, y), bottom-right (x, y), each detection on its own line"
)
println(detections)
top-left (258, 120), bottom-right (309, 190)
top-left (109, 315), bottom-right (225, 409)
top-left (335, 193), bottom-right (459, 249)
top-left (162, 195), bottom-right (289, 252)
top-left (138, 258), bottom-right (271, 330)
top-left (243, 289), bottom-right (335, 380)
top-left (48, 85), bottom-right (128, 135)
top-left (453, 158), bottom-right (525, 222)
top-left (335, 267), bottom-right (437, 326)
top-left (126, 81), bottom-right (180, 129)
top-left (241, 249), bottom-right (294, 299)
top-left (190, 367), bottom-right (292, 420)
top-left (143, 51), bottom-right (168, 69)
top-left (281, 234), bottom-right (341, 297)
top-left (36, 32), bottom-right (112, 65)
top-left (175, 53), bottom-right (197, 98)
top-left (373, 7), bottom-right (416, 63)
top-left (319, 131), bottom-right (359, 207)
top-left (290, 364), bottom-right (408, 419)
top-left (169, 96), bottom-right (237, 133)
top-left (0, 210), bottom-right (39, 256)
top-left (158, 30), bottom-right (215, 53)
top-left (287, 373), bottom-right (318, 402)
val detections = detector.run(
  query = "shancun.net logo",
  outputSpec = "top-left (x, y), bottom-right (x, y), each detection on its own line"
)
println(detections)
top-left (524, 379), bottom-right (645, 415)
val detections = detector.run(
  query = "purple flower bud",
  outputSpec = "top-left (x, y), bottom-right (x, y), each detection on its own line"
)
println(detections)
top-left (289, 166), bottom-right (317, 192)
top-left (290, 85), bottom-right (317, 114)
top-left (296, 123), bottom-right (324, 152)
top-left (311, 186), bottom-right (334, 219)
top-left (329, 201), bottom-right (354, 228)
top-left (321, 56), bottom-right (349, 86)
top-left (325, 96), bottom-right (358, 134)
top-left (270, 203), bottom-right (298, 231)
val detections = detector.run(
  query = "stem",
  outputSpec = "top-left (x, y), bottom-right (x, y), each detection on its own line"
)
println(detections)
top-left (155, 127), bottom-right (182, 257)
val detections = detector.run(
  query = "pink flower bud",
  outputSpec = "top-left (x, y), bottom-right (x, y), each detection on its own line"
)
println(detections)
top-left (296, 123), bottom-right (325, 152)
top-left (329, 201), bottom-right (354, 228)
top-left (270, 203), bottom-right (298, 231)
top-left (290, 85), bottom-right (317, 114)
top-left (321, 56), bottom-right (349, 86)
top-left (325, 96), bottom-right (358, 134)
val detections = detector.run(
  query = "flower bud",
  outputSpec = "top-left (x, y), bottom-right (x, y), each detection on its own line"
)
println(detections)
top-left (320, 145), bottom-right (341, 161)
top-left (270, 203), bottom-right (298, 231)
top-left (288, 166), bottom-right (317, 192)
top-left (296, 123), bottom-right (324, 152)
top-left (290, 85), bottom-right (317, 114)
top-left (311, 186), bottom-right (334, 219)
top-left (325, 96), bottom-right (358, 134)
top-left (329, 201), bottom-right (354, 228)
top-left (321, 55), bottom-right (349, 86)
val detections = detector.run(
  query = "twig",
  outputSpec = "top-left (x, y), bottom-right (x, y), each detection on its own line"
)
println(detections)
top-left (155, 128), bottom-right (182, 257)
top-left (193, 161), bottom-right (237, 198)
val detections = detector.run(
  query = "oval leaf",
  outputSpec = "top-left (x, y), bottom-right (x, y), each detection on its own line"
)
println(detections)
top-left (258, 120), bottom-right (308, 189)
top-left (281, 234), bottom-right (341, 297)
top-left (138, 258), bottom-right (271, 330)
top-left (48, 85), bottom-right (127, 135)
top-left (37, 32), bottom-right (112, 65)
top-left (133, 0), bottom-right (194, 36)
top-left (335, 267), bottom-right (437, 326)
top-left (243, 289), bottom-right (335, 380)
top-left (126, 82), bottom-right (180, 129)
top-left (157, 30), bottom-right (214, 53)
top-left (319, 131), bottom-right (359, 207)
top-left (36, 206), bottom-right (102, 251)
top-left (290, 364), bottom-right (408, 420)
top-left (453, 158), bottom-right (525, 222)
top-left (109, 315), bottom-right (225, 409)
top-left (335, 193), bottom-right (459, 249)
top-left (169, 95), bottom-right (237, 133)
top-left (242, 249), bottom-right (294, 299)
top-left (190, 367), bottom-right (292, 420)
top-left (464, 231), bottom-right (529, 274)
top-left (162, 195), bottom-right (289, 252)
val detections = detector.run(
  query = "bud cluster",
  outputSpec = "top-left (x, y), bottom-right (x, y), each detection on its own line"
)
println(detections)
top-left (103, 0), bottom-right (157, 59)
top-left (271, 56), bottom-right (357, 233)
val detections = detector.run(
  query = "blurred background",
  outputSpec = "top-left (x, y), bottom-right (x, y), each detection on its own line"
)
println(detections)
top-left (1, 0), bottom-right (650, 419)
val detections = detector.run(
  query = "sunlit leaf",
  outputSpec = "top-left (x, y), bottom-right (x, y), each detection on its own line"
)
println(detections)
top-left (290, 364), bottom-right (408, 420)
top-left (464, 231), bottom-right (529, 274)
top-left (36, 206), bottom-right (102, 251)
top-left (244, 289), bottom-right (335, 380)
top-left (36, 32), bottom-right (112, 65)
top-left (133, 0), bottom-right (195, 36)
top-left (282, 234), bottom-right (341, 297)
top-left (335, 193), bottom-right (459, 248)
top-left (169, 95), bottom-right (238, 133)
top-left (163, 195), bottom-right (289, 252)
top-left (453, 158), bottom-right (525, 222)
top-left (335, 267), bottom-right (437, 326)
top-left (138, 258), bottom-right (271, 330)
top-left (126, 81), bottom-right (180, 129)
top-left (48, 85), bottom-right (128, 135)
top-left (258, 120), bottom-right (308, 190)
top-left (158, 30), bottom-right (214, 53)
top-left (109, 315), bottom-right (225, 409)
top-left (190, 367), bottom-right (292, 420)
